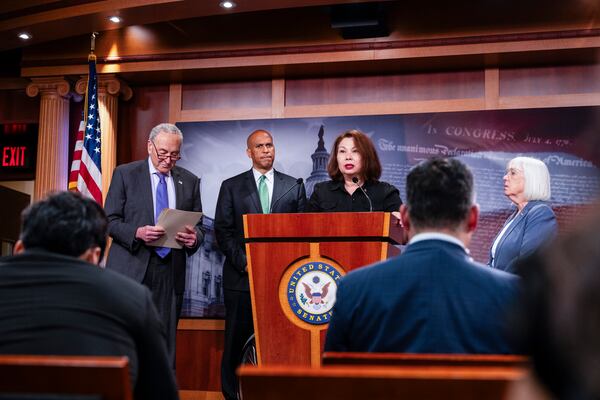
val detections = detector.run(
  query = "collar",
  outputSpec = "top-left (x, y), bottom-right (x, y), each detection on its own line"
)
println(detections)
top-left (252, 167), bottom-right (274, 182)
top-left (147, 157), bottom-right (171, 178)
top-left (408, 232), bottom-right (468, 253)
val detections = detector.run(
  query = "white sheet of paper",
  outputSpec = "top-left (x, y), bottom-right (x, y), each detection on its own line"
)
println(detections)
top-left (147, 208), bottom-right (202, 249)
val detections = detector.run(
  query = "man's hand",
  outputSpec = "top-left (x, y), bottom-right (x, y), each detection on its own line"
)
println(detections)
top-left (176, 225), bottom-right (197, 248)
top-left (136, 225), bottom-right (166, 243)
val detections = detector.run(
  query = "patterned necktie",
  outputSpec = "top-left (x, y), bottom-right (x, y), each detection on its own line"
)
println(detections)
top-left (155, 172), bottom-right (171, 258)
top-left (258, 174), bottom-right (270, 214)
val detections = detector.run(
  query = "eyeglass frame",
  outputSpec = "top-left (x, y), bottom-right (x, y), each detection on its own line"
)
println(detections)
top-left (149, 139), bottom-right (181, 161)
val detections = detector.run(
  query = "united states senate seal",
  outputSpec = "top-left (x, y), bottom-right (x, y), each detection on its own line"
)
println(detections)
top-left (286, 261), bottom-right (343, 325)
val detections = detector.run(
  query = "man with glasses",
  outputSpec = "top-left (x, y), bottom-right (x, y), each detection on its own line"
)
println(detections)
top-left (105, 123), bottom-right (203, 366)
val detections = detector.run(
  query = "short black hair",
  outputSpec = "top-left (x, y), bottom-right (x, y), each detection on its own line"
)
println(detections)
top-left (19, 191), bottom-right (108, 259)
top-left (406, 157), bottom-right (474, 230)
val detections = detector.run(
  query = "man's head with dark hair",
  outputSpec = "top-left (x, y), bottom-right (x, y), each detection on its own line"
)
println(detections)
top-left (401, 157), bottom-right (478, 244)
top-left (15, 191), bottom-right (108, 264)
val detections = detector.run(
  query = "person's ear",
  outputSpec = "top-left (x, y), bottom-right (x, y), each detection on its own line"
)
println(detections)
top-left (79, 246), bottom-right (102, 265)
top-left (13, 240), bottom-right (25, 254)
top-left (466, 204), bottom-right (479, 233)
top-left (400, 204), bottom-right (411, 232)
top-left (246, 148), bottom-right (252, 159)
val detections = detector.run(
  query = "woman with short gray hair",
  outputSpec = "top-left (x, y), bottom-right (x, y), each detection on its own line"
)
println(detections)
top-left (488, 156), bottom-right (557, 273)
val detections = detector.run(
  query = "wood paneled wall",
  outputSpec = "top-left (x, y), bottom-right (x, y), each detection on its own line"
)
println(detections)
top-left (123, 59), bottom-right (600, 398)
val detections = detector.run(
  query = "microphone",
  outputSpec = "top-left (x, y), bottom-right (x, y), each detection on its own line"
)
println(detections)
top-left (270, 178), bottom-right (303, 212)
top-left (352, 177), bottom-right (373, 212)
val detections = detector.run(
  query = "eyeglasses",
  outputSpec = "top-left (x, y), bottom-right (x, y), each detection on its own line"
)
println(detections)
top-left (150, 140), bottom-right (181, 161)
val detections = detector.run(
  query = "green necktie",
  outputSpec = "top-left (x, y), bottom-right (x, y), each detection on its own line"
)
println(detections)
top-left (258, 174), bottom-right (270, 214)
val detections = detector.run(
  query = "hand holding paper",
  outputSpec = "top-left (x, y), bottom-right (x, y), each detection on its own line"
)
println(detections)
top-left (147, 209), bottom-right (202, 249)
top-left (176, 225), bottom-right (198, 248)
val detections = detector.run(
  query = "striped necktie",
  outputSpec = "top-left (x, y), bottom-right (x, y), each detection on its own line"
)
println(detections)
top-left (155, 172), bottom-right (171, 258)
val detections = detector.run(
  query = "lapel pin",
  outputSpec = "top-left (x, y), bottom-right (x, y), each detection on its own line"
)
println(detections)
top-left (178, 180), bottom-right (183, 185)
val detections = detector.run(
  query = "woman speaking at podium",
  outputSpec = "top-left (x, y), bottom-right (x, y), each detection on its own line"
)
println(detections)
top-left (307, 129), bottom-right (402, 212)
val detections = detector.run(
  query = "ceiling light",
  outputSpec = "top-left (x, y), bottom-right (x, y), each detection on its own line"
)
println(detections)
top-left (109, 16), bottom-right (122, 23)
top-left (18, 33), bottom-right (31, 40)
top-left (219, 1), bottom-right (236, 9)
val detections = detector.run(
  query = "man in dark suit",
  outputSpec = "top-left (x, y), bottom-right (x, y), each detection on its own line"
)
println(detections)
top-left (215, 129), bottom-right (306, 400)
top-left (0, 192), bottom-right (178, 400)
top-left (325, 157), bottom-right (520, 354)
top-left (104, 123), bottom-right (203, 364)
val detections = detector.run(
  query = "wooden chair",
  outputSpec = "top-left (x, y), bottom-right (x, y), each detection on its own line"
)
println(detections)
top-left (0, 355), bottom-right (132, 400)
top-left (322, 352), bottom-right (529, 368)
top-left (238, 364), bottom-right (526, 400)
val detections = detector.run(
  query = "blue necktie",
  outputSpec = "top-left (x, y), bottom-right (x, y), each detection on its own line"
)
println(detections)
top-left (155, 172), bottom-right (171, 258)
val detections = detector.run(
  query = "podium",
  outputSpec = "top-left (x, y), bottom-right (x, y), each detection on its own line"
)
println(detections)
top-left (244, 212), bottom-right (404, 367)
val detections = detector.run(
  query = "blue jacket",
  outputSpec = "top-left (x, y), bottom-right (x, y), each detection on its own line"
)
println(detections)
top-left (325, 239), bottom-right (520, 354)
top-left (488, 200), bottom-right (557, 274)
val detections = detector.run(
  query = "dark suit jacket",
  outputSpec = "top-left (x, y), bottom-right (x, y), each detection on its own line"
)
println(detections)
top-left (104, 159), bottom-right (203, 293)
top-left (325, 239), bottom-right (520, 354)
top-left (0, 250), bottom-right (178, 400)
top-left (215, 169), bottom-right (306, 291)
top-left (488, 200), bottom-right (557, 274)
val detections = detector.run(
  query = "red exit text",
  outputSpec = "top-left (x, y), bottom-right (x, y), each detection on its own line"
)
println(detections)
top-left (2, 146), bottom-right (27, 167)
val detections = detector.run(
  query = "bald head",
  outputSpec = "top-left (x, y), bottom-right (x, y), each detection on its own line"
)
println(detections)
top-left (246, 129), bottom-right (275, 174)
top-left (247, 130), bottom-right (272, 148)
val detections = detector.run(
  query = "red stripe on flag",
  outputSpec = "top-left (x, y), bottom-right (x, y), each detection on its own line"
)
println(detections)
top-left (78, 158), bottom-right (103, 205)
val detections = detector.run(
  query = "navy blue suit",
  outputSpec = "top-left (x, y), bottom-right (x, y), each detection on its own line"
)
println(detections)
top-left (325, 239), bottom-right (520, 354)
top-left (488, 200), bottom-right (557, 274)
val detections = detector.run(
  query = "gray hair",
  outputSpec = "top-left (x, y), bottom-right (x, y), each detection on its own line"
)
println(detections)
top-left (149, 123), bottom-right (183, 141)
top-left (508, 156), bottom-right (551, 201)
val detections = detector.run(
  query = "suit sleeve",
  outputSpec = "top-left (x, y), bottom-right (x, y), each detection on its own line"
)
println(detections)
top-left (133, 287), bottom-right (179, 400)
top-left (185, 175), bottom-right (204, 256)
top-left (324, 279), bottom-right (351, 352)
top-left (105, 167), bottom-right (140, 252)
top-left (507, 205), bottom-right (557, 272)
top-left (306, 183), bottom-right (323, 212)
top-left (214, 182), bottom-right (247, 273)
top-left (297, 182), bottom-right (307, 212)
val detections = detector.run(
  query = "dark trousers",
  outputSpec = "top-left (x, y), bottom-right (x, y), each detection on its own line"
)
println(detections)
top-left (221, 289), bottom-right (254, 400)
top-left (143, 253), bottom-right (181, 368)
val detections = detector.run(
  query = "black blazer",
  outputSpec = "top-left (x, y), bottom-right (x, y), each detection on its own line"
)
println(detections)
top-left (215, 169), bottom-right (306, 291)
top-left (307, 179), bottom-right (401, 212)
top-left (104, 159), bottom-right (203, 294)
top-left (0, 250), bottom-right (178, 400)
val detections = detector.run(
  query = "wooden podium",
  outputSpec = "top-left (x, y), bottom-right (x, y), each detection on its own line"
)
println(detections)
top-left (244, 212), bottom-right (404, 367)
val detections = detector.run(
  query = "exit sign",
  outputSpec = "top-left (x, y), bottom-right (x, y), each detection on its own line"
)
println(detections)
top-left (0, 124), bottom-right (38, 181)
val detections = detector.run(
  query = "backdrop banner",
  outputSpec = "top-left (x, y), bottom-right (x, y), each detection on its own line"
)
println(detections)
top-left (177, 106), bottom-right (600, 318)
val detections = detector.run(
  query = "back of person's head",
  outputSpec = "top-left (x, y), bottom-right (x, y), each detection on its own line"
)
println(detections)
top-left (19, 191), bottom-right (108, 260)
top-left (515, 205), bottom-right (600, 399)
top-left (508, 156), bottom-right (551, 201)
top-left (406, 157), bottom-right (474, 230)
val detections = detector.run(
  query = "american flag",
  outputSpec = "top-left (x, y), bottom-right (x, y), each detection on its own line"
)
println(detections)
top-left (68, 56), bottom-right (102, 204)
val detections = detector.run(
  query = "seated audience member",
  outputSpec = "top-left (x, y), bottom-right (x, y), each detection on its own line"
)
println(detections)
top-left (325, 157), bottom-right (520, 354)
top-left (307, 129), bottom-right (401, 212)
top-left (0, 192), bottom-right (178, 400)
top-left (488, 156), bottom-right (557, 274)
top-left (510, 206), bottom-right (600, 400)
